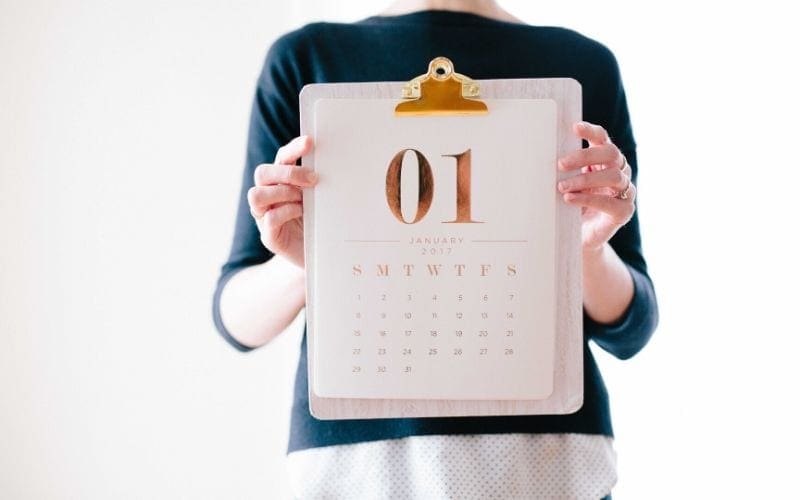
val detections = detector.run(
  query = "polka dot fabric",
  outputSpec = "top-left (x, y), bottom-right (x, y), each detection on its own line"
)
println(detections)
top-left (286, 433), bottom-right (616, 499)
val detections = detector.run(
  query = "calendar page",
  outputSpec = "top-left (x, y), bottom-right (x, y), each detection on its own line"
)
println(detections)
top-left (308, 98), bottom-right (558, 401)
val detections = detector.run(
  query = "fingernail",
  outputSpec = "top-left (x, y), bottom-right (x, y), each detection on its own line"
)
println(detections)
top-left (557, 181), bottom-right (567, 192)
top-left (306, 171), bottom-right (318, 182)
top-left (557, 160), bottom-right (565, 170)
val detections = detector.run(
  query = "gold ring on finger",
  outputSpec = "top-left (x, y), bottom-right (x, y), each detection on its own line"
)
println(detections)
top-left (615, 178), bottom-right (633, 200)
top-left (618, 153), bottom-right (629, 172)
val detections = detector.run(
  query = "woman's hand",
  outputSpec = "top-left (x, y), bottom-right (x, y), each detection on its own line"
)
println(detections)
top-left (247, 135), bottom-right (318, 269)
top-left (557, 121), bottom-right (636, 255)
top-left (558, 121), bottom-right (637, 325)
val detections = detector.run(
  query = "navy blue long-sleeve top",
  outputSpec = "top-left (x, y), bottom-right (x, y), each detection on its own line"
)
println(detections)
top-left (212, 9), bottom-right (659, 453)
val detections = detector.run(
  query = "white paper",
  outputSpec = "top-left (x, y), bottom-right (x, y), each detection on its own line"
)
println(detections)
top-left (309, 98), bottom-right (557, 400)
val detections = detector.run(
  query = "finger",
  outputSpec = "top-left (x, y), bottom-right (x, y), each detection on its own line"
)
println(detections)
top-left (259, 202), bottom-right (304, 235)
top-left (248, 184), bottom-right (303, 217)
top-left (275, 135), bottom-right (313, 165)
top-left (558, 165), bottom-right (629, 193)
top-left (558, 143), bottom-right (622, 171)
top-left (621, 160), bottom-right (632, 178)
top-left (573, 121), bottom-right (611, 147)
top-left (562, 192), bottom-right (635, 223)
top-left (621, 181), bottom-right (637, 202)
top-left (254, 162), bottom-right (318, 187)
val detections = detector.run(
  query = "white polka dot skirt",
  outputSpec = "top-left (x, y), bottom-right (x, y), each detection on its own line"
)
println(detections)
top-left (287, 433), bottom-right (617, 499)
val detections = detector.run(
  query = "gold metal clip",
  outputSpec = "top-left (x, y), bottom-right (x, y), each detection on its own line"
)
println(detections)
top-left (395, 57), bottom-right (488, 116)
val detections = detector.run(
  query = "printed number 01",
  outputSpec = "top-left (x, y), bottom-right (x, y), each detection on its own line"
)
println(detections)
top-left (385, 148), bottom-right (483, 224)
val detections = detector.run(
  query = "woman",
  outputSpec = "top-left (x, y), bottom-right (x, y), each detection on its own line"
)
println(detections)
top-left (212, 1), bottom-right (659, 498)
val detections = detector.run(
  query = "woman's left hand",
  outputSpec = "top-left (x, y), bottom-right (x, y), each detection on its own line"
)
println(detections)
top-left (557, 121), bottom-right (636, 254)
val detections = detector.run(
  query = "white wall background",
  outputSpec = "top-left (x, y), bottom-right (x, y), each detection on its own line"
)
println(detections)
top-left (1, 1), bottom-right (798, 498)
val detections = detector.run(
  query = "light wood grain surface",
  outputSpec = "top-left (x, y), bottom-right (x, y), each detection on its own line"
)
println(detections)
top-left (299, 77), bottom-right (583, 419)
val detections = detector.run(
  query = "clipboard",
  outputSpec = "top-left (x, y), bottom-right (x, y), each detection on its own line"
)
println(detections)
top-left (299, 57), bottom-right (583, 419)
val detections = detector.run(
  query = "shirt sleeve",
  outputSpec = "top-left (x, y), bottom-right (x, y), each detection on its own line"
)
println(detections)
top-left (211, 33), bottom-right (304, 352)
top-left (582, 44), bottom-right (660, 360)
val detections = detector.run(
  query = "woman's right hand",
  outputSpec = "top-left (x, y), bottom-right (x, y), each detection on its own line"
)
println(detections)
top-left (247, 135), bottom-right (317, 269)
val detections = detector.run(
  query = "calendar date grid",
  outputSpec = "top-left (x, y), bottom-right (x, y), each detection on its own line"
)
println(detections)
top-left (348, 290), bottom-right (520, 376)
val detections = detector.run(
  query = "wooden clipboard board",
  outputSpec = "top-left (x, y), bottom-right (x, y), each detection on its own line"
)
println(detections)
top-left (300, 57), bottom-right (583, 419)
